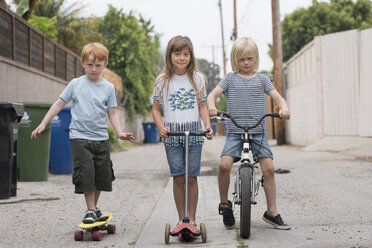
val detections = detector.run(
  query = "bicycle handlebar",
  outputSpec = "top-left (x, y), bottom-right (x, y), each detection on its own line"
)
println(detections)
top-left (216, 111), bottom-right (280, 131)
top-left (167, 131), bottom-right (207, 136)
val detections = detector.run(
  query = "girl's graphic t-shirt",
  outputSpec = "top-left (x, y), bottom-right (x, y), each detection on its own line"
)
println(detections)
top-left (152, 72), bottom-right (207, 146)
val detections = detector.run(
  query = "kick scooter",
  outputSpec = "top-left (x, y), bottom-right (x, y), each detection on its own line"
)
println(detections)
top-left (164, 131), bottom-right (207, 244)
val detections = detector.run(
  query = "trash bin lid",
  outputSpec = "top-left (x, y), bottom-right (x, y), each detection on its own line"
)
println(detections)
top-left (0, 102), bottom-right (24, 119)
top-left (23, 102), bottom-right (52, 108)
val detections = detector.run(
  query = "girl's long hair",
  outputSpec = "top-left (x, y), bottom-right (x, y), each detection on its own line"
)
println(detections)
top-left (155, 35), bottom-right (206, 101)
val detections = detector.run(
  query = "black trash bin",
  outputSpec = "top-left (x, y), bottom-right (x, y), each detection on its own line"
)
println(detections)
top-left (0, 102), bottom-right (24, 199)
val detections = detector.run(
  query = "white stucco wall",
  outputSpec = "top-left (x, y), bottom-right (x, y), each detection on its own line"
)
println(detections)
top-left (285, 38), bottom-right (324, 146)
top-left (285, 28), bottom-right (372, 146)
top-left (320, 30), bottom-right (360, 136)
top-left (359, 28), bottom-right (372, 137)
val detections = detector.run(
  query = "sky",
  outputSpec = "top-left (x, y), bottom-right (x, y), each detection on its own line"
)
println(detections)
top-left (66, 0), bottom-right (329, 76)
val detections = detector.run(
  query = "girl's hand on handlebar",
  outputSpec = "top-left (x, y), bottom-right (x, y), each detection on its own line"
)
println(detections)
top-left (279, 109), bottom-right (290, 120)
top-left (205, 126), bottom-right (213, 140)
top-left (160, 126), bottom-right (170, 138)
top-left (208, 108), bottom-right (218, 117)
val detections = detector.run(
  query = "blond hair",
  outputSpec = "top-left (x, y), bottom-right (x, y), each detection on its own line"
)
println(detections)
top-left (156, 35), bottom-right (206, 100)
top-left (230, 37), bottom-right (259, 72)
top-left (81, 42), bottom-right (109, 63)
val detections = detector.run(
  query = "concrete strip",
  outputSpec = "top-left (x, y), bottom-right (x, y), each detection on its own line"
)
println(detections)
top-left (135, 174), bottom-right (240, 248)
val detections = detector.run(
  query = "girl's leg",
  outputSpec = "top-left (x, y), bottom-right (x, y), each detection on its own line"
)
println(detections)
top-left (173, 176), bottom-right (199, 222)
top-left (188, 176), bottom-right (198, 222)
top-left (173, 175), bottom-right (185, 222)
top-left (259, 158), bottom-right (278, 216)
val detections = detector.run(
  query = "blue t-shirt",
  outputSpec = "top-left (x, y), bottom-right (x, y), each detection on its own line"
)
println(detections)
top-left (60, 75), bottom-right (117, 140)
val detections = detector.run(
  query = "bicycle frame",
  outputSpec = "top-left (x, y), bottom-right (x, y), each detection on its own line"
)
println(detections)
top-left (233, 132), bottom-right (261, 206)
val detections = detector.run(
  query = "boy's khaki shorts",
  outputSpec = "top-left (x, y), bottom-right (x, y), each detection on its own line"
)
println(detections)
top-left (70, 139), bottom-right (115, 194)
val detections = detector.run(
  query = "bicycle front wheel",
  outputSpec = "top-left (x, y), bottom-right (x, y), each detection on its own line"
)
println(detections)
top-left (240, 166), bottom-right (252, 239)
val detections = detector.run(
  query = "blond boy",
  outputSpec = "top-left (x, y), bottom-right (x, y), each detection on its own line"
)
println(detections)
top-left (208, 37), bottom-right (290, 230)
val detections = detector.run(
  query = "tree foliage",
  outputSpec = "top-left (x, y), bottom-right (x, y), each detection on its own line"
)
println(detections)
top-left (196, 58), bottom-right (225, 110)
top-left (0, 0), bottom-right (7, 7)
top-left (100, 6), bottom-right (160, 118)
top-left (13, 0), bottom-right (38, 20)
top-left (13, 0), bottom-right (104, 50)
top-left (28, 15), bottom-right (58, 40)
top-left (197, 58), bottom-right (221, 94)
top-left (33, 0), bottom-right (104, 50)
top-left (282, 0), bottom-right (372, 61)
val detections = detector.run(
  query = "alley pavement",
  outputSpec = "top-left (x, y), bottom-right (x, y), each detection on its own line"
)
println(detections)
top-left (135, 136), bottom-right (372, 248)
top-left (0, 135), bottom-right (371, 248)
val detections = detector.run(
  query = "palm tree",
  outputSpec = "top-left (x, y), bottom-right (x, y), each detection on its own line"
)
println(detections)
top-left (13, 0), bottom-right (104, 50)
top-left (1, 0), bottom-right (8, 7)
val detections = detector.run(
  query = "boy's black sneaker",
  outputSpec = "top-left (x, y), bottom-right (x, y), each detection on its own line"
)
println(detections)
top-left (83, 209), bottom-right (97, 224)
top-left (218, 200), bottom-right (235, 229)
top-left (95, 207), bottom-right (109, 221)
top-left (262, 211), bottom-right (291, 230)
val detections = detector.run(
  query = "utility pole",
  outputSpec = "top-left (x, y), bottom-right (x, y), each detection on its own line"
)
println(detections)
top-left (233, 0), bottom-right (237, 40)
top-left (218, 0), bottom-right (227, 76)
top-left (271, 0), bottom-right (286, 145)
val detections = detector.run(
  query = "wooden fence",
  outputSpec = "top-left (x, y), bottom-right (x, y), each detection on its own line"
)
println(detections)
top-left (0, 5), bottom-right (84, 82)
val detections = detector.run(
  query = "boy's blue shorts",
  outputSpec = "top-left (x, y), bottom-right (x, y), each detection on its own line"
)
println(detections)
top-left (164, 144), bottom-right (203, 177)
top-left (221, 133), bottom-right (273, 163)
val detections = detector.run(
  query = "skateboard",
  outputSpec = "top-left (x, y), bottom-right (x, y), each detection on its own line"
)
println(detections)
top-left (74, 212), bottom-right (116, 241)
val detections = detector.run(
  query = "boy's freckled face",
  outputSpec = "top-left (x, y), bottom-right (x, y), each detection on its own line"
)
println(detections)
top-left (82, 55), bottom-right (107, 82)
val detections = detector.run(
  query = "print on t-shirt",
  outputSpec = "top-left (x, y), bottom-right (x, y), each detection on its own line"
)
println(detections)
top-left (169, 88), bottom-right (196, 111)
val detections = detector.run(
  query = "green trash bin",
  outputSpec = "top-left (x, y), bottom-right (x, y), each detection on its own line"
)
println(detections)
top-left (18, 103), bottom-right (52, 181)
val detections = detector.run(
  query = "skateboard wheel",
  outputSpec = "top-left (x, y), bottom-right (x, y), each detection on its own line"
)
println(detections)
top-left (107, 224), bottom-right (116, 234)
top-left (200, 223), bottom-right (207, 243)
top-left (74, 230), bottom-right (83, 241)
top-left (165, 223), bottom-right (170, 244)
top-left (92, 230), bottom-right (101, 241)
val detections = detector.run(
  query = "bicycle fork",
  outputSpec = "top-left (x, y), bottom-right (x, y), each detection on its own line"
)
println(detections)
top-left (233, 165), bottom-right (262, 205)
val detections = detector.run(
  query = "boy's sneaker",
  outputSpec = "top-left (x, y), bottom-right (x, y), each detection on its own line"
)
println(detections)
top-left (95, 207), bottom-right (109, 221)
top-left (262, 211), bottom-right (291, 230)
top-left (218, 200), bottom-right (235, 229)
top-left (82, 209), bottom-right (97, 224)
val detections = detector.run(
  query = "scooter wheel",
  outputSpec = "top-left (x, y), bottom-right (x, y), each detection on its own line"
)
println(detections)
top-left (200, 223), bottom-right (207, 243)
top-left (165, 223), bottom-right (171, 244)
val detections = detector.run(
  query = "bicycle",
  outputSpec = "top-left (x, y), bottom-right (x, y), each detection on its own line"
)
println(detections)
top-left (217, 111), bottom-right (280, 239)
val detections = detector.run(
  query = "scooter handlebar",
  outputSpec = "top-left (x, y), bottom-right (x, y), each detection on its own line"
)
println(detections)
top-left (167, 131), bottom-right (207, 136)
